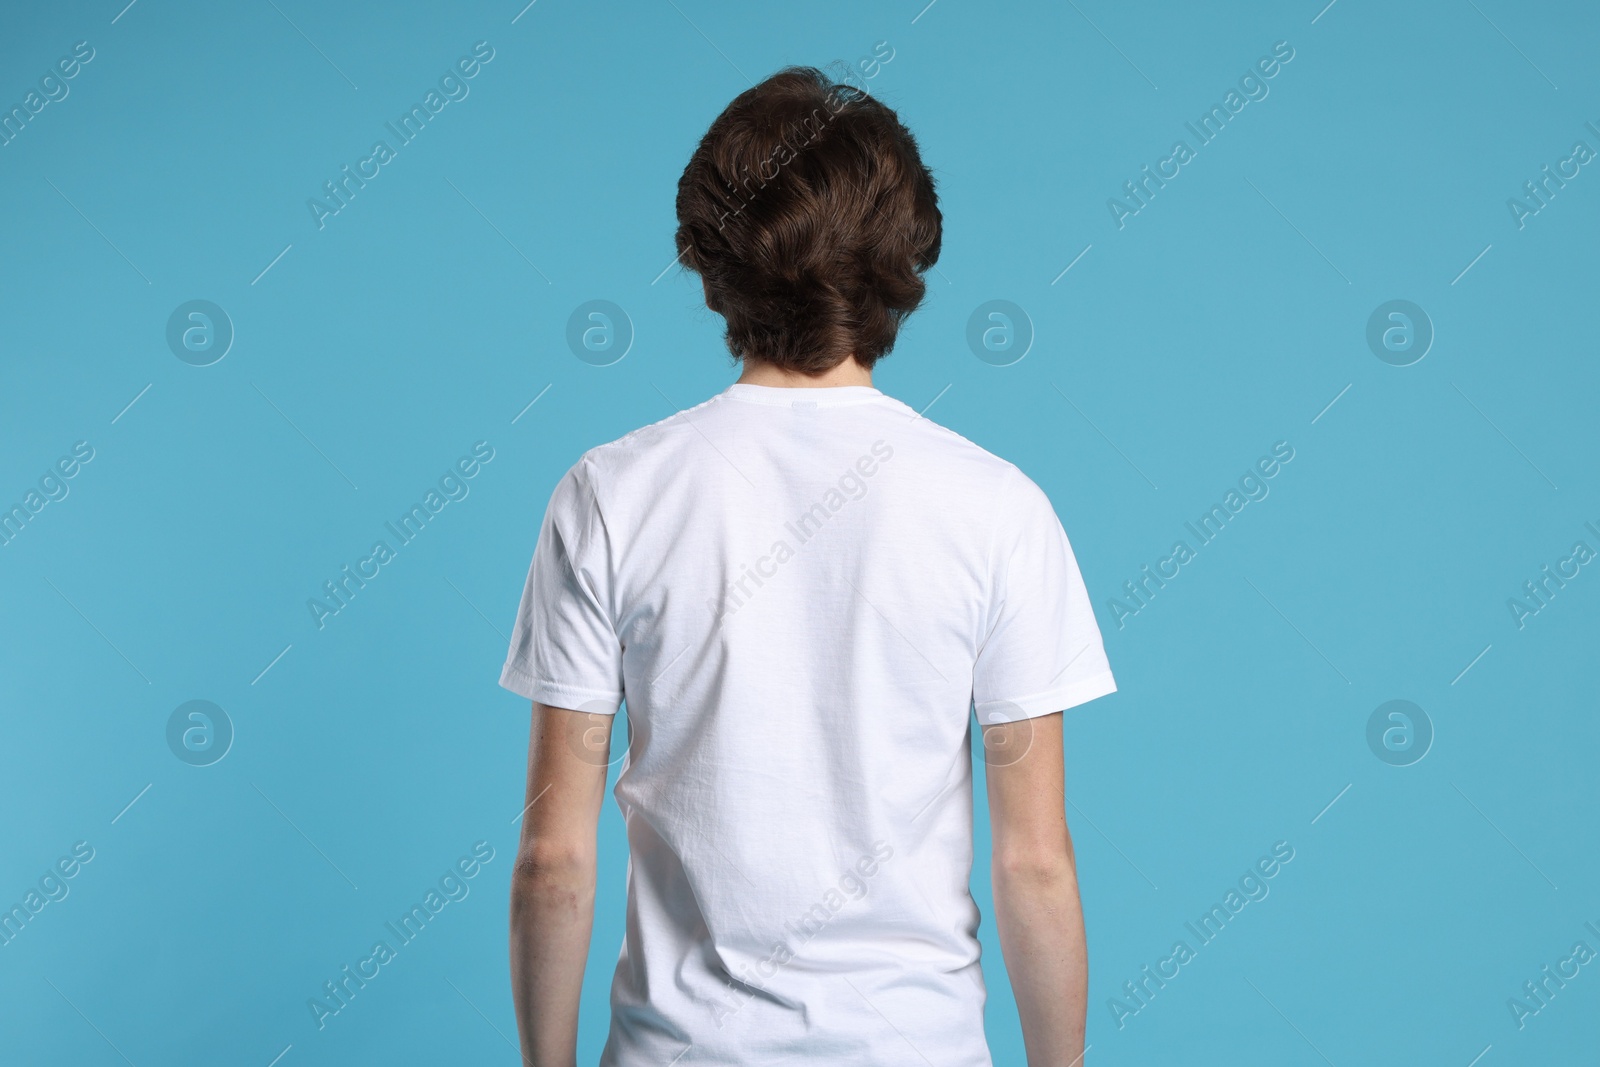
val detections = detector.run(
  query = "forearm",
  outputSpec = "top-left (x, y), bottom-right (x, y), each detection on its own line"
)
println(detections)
top-left (509, 853), bottom-right (596, 1067)
top-left (992, 855), bottom-right (1088, 1066)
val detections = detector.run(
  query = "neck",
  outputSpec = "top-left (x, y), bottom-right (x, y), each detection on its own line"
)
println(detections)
top-left (737, 357), bottom-right (873, 389)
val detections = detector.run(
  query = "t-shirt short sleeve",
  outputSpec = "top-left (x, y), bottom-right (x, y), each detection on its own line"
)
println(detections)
top-left (499, 457), bottom-right (626, 714)
top-left (972, 466), bottom-right (1117, 724)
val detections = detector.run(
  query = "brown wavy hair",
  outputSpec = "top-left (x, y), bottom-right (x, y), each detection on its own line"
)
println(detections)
top-left (674, 66), bottom-right (942, 374)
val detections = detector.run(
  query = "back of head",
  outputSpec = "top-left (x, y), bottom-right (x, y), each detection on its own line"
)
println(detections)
top-left (675, 66), bottom-right (942, 375)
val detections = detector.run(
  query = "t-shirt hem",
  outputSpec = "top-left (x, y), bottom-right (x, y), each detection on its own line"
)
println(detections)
top-left (974, 669), bottom-right (1117, 723)
top-left (499, 661), bottom-right (624, 714)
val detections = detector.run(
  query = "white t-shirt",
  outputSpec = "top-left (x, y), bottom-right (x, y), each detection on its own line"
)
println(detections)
top-left (500, 381), bottom-right (1115, 1066)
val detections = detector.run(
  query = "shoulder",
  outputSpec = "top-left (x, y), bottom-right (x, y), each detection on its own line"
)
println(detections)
top-left (887, 400), bottom-right (1032, 500)
top-left (885, 406), bottom-right (1071, 546)
top-left (567, 392), bottom-right (727, 488)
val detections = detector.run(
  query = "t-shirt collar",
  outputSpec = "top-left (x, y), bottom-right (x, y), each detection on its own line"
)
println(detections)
top-left (721, 382), bottom-right (884, 407)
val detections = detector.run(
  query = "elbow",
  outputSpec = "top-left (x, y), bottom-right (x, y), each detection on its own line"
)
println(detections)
top-left (511, 841), bottom-right (595, 886)
top-left (509, 841), bottom-right (596, 925)
top-left (994, 844), bottom-right (1076, 888)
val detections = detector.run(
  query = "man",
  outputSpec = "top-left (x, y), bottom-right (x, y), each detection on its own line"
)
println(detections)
top-left (503, 66), bottom-right (1115, 1066)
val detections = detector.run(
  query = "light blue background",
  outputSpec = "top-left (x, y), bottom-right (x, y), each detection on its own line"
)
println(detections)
top-left (2, 0), bottom-right (1597, 1063)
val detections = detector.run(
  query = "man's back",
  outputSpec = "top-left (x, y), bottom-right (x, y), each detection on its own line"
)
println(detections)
top-left (502, 381), bottom-right (1115, 1064)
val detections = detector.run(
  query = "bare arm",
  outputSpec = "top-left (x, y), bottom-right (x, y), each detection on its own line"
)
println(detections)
top-left (982, 711), bottom-right (1087, 1065)
top-left (510, 703), bottom-right (612, 1067)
